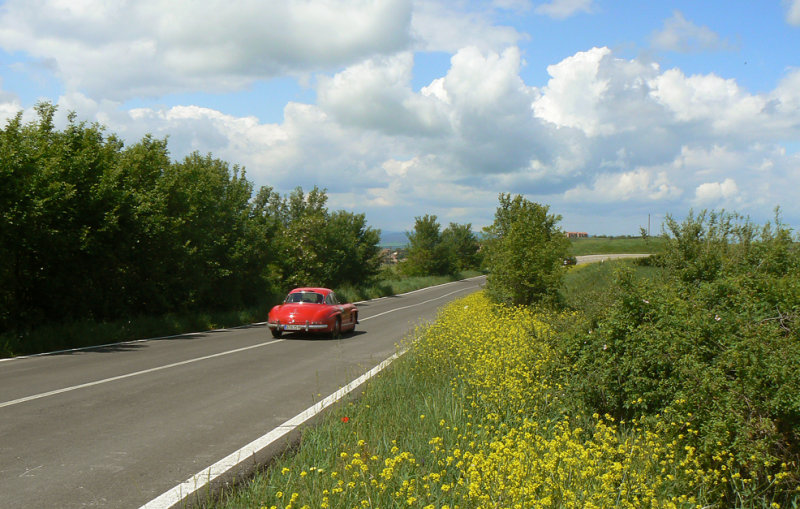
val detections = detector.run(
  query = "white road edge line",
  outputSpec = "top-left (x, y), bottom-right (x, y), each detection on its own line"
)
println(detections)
top-left (140, 349), bottom-right (405, 509)
top-left (0, 277), bottom-right (484, 409)
top-left (140, 278), bottom-right (483, 508)
top-left (353, 274), bottom-right (485, 305)
top-left (360, 286), bottom-right (474, 322)
top-left (0, 340), bottom-right (284, 409)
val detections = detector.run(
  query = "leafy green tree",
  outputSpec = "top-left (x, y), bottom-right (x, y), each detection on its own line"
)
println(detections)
top-left (402, 214), bottom-right (455, 276)
top-left (1, 103), bottom-right (131, 326)
top-left (324, 210), bottom-right (382, 288)
top-left (273, 186), bottom-right (382, 290)
top-left (155, 151), bottom-right (262, 309)
top-left (0, 103), bottom-right (382, 347)
top-left (441, 222), bottom-right (481, 272)
top-left (113, 135), bottom-right (177, 314)
top-left (271, 187), bottom-right (331, 289)
top-left (482, 194), bottom-right (569, 305)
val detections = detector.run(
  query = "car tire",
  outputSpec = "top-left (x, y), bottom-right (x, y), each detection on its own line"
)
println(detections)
top-left (331, 317), bottom-right (341, 339)
top-left (271, 328), bottom-right (282, 339)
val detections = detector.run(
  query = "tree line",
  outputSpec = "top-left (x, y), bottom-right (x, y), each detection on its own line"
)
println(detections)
top-left (0, 102), bottom-right (570, 340)
top-left (0, 103), bottom-right (381, 334)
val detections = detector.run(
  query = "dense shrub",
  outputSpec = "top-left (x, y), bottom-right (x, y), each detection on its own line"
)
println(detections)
top-left (552, 211), bottom-right (800, 504)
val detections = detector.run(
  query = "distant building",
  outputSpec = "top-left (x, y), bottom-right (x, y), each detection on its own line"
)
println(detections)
top-left (379, 248), bottom-right (405, 264)
top-left (565, 232), bottom-right (588, 238)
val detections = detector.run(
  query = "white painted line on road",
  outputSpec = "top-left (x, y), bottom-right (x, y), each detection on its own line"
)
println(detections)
top-left (392, 275), bottom-right (485, 297)
top-left (353, 274), bottom-right (485, 305)
top-left (141, 277), bottom-right (483, 508)
top-left (0, 326), bottom-right (250, 363)
top-left (360, 285), bottom-right (476, 322)
top-left (1, 278), bottom-right (483, 409)
top-left (1, 277), bottom-right (483, 363)
top-left (140, 349), bottom-right (405, 509)
top-left (0, 340), bottom-right (284, 409)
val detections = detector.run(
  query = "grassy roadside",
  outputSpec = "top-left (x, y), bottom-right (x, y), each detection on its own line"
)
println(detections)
top-left (0, 270), bottom-right (483, 358)
top-left (559, 258), bottom-right (661, 318)
top-left (0, 301), bottom-right (274, 358)
top-left (205, 257), bottom-right (798, 508)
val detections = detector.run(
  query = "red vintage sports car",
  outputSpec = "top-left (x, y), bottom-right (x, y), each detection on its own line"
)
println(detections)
top-left (267, 287), bottom-right (358, 339)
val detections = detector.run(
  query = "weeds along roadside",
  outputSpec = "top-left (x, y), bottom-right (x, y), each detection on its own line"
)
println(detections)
top-left (207, 265), bottom-right (799, 508)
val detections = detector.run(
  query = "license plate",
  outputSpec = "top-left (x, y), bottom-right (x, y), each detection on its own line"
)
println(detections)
top-left (284, 324), bottom-right (303, 331)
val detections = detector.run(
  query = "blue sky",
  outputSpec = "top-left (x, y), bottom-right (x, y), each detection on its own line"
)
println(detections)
top-left (1, 0), bottom-right (799, 235)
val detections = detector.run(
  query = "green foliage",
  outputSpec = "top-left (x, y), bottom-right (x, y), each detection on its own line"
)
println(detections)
top-left (402, 214), bottom-right (456, 277)
top-left (271, 186), bottom-right (382, 290)
top-left (551, 210), bottom-right (800, 504)
top-left (441, 222), bottom-right (482, 272)
top-left (482, 193), bottom-right (570, 305)
top-left (559, 258), bottom-right (661, 320)
top-left (0, 103), bottom-right (382, 355)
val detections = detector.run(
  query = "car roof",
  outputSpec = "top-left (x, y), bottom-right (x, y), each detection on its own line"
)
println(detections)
top-left (288, 287), bottom-right (333, 296)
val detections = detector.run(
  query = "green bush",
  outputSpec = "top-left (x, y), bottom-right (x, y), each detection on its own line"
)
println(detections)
top-left (482, 194), bottom-right (570, 305)
top-left (550, 210), bottom-right (800, 504)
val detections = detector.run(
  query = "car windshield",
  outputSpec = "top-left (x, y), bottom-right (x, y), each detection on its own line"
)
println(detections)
top-left (285, 292), bottom-right (323, 304)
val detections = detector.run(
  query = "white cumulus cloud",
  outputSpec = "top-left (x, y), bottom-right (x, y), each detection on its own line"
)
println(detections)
top-left (0, 0), bottom-right (413, 100)
top-left (694, 178), bottom-right (740, 205)
top-left (3, 36), bottom-right (800, 232)
top-left (564, 169), bottom-right (682, 203)
top-left (317, 52), bottom-right (449, 136)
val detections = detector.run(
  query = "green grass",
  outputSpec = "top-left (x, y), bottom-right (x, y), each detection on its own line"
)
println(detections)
top-left (0, 301), bottom-right (273, 358)
top-left (559, 258), bottom-right (662, 318)
top-left (203, 350), bottom-right (457, 509)
top-left (568, 236), bottom-right (668, 256)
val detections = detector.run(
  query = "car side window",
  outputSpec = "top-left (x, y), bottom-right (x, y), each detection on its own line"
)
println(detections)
top-left (325, 293), bottom-right (339, 305)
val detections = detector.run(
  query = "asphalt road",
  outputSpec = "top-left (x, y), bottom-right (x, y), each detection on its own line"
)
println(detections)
top-left (0, 276), bottom-right (486, 509)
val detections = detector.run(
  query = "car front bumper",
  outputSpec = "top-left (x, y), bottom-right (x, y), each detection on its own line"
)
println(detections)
top-left (267, 321), bottom-right (329, 332)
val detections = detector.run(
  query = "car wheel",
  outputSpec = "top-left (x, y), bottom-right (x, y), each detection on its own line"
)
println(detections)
top-left (331, 317), bottom-right (342, 339)
top-left (271, 328), bottom-right (282, 339)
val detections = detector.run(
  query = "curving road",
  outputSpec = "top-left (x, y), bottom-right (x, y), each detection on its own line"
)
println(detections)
top-left (0, 276), bottom-right (485, 509)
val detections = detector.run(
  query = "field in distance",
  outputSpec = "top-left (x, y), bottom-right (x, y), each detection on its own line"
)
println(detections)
top-left (569, 235), bottom-right (667, 256)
